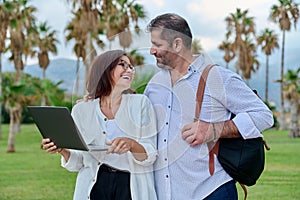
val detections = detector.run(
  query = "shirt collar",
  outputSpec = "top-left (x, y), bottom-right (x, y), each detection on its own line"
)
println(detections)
top-left (189, 54), bottom-right (207, 72)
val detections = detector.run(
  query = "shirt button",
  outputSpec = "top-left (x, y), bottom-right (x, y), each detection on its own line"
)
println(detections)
top-left (164, 139), bottom-right (167, 142)
top-left (102, 131), bottom-right (106, 134)
top-left (93, 179), bottom-right (96, 182)
top-left (166, 175), bottom-right (169, 178)
top-left (168, 105), bottom-right (171, 108)
top-left (104, 118), bottom-right (107, 121)
top-left (164, 158), bottom-right (167, 161)
top-left (166, 122), bottom-right (168, 125)
top-left (98, 162), bottom-right (101, 165)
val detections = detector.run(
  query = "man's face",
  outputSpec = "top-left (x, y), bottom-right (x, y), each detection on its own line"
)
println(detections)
top-left (150, 29), bottom-right (176, 69)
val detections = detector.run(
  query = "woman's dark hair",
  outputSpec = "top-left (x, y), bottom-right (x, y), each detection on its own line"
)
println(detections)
top-left (147, 13), bottom-right (193, 48)
top-left (86, 50), bottom-right (126, 99)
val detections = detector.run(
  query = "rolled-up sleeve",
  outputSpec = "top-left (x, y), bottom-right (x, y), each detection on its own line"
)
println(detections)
top-left (61, 149), bottom-right (84, 172)
top-left (224, 74), bottom-right (274, 139)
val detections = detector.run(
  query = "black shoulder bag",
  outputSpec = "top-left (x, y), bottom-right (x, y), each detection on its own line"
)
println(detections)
top-left (195, 64), bottom-right (270, 200)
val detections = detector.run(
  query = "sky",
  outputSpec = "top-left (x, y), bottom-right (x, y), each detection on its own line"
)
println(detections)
top-left (20, 0), bottom-right (299, 66)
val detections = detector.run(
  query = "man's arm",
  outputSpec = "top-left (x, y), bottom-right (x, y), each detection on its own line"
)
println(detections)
top-left (214, 120), bottom-right (241, 139)
top-left (181, 120), bottom-right (241, 146)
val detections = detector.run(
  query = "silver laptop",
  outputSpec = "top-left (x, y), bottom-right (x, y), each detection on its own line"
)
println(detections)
top-left (27, 106), bottom-right (109, 151)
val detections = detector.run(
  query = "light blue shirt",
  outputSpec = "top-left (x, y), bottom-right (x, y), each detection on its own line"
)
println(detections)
top-left (144, 55), bottom-right (274, 200)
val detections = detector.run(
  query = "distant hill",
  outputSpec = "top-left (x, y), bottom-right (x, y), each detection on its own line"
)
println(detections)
top-left (30, 58), bottom-right (86, 95)
top-left (3, 58), bottom-right (86, 96)
top-left (2, 57), bottom-right (158, 97)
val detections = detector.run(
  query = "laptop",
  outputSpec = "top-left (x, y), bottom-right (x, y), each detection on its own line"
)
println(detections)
top-left (27, 106), bottom-right (109, 151)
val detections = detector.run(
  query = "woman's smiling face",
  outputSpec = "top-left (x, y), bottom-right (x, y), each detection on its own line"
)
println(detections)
top-left (112, 55), bottom-right (135, 90)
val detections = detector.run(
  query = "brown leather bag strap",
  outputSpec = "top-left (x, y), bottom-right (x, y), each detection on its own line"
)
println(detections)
top-left (194, 64), bottom-right (217, 121)
top-left (194, 64), bottom-right (217, 175)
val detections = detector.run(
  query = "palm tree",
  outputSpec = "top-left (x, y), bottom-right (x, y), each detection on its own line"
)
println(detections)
top-left (65, 0), bottom-right (147, 94)
top-left (4, 0), bottom-right (37, 139)
top-left (65, 9), bottom-right (93, 96)
top-left (1, 72), bottom-right (65, 152)
top-left (257, 28), bottom-right (279, 102)
top-left (270, 0), bottom-right (299, 130)
top-left (65, 2), bottom-right (104, 95)
top-left (283, 67), bottom-right (300, 137)
top-left (0, 0), bottom-right (12, 140)
top-left (37, 22), bottom-right (59, 80)
top-left (102, 0), bottom-right (147, 50)
top-left (1, 72), bottom-right (35, 152)
top-left (239, 37), bottom-right (259, 80)
top-left (65, 9), bottom-right (104, 95)
top-left (128, 49), bottom-right (145, 67)
top-left (36, 21), bottom-right (59, 105)
top-left (7, 0), bottom-right (37, 81)
top-left (225, 8), bottom-right (257, 79)
top-left (218, 40), bottom-right (235, 69)
top-left (192, 38), bottom-right (203, 55)
top-left (33, 78), bottom-right (65, 106)
top-left (116, 1), bottom-right (147, 50)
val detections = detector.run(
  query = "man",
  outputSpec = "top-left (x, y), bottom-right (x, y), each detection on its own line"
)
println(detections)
top-left (144, 13), bottom-right (274, 199)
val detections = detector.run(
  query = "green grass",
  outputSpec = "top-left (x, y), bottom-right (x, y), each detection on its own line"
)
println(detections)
top-left (0, 124), bottom-right (76, 200)
top-left (237, 129), bottom-right (300, 200)
top-left (0, 125), bottom-right (300, 199)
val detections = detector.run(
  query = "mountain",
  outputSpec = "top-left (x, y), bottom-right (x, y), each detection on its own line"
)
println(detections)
top-left (3, 58), bottom-right (86, 96)
top-left (2, 57), bottom-right (158, 97)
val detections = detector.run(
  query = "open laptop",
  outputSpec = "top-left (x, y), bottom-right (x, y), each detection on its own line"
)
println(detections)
top-left (27, 106), bottom-right (109, 151)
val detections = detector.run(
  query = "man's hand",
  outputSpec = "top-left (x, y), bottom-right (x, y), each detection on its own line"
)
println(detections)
top-left (181, 120), bottom-right (215, 146)
top-left (76, 95), bottom-right (93, 104)
top-left (182, 120), bottom-right (240, 146)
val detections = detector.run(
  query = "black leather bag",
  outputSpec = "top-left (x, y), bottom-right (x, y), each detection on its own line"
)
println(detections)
top-left (217, 137), bottom-right (265, 186)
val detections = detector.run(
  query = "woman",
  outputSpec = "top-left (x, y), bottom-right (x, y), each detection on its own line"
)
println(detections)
top-left (41, 50), bottom-right (157, 200)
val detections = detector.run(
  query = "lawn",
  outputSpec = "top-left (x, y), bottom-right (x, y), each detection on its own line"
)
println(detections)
top-left (0, 124), bottom-right (76, 200)
top-left (0, 124), bottom-right (300, 200)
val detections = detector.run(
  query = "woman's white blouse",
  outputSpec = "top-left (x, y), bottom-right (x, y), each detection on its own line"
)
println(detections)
top-left (61, 94), bottom-right (158, 200)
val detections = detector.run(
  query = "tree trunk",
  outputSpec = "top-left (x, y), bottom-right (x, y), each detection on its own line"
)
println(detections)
top-left (14, 109), bottom-right (22, 133)
top-left (75, 58), bottom-right (80, 96)
top-left (289, 101), bottom-right (300, 137)
top-left (14, 51), bottom-right (22, 82)
top-left (0, 53), bottom-right (3, 140)
top-left (43, 68), bottom-right (46, 79)
top-left (279, 30), bottom-right (286, 130)
top-left (41, 68), bottom-right (46, 106)
top-left (84, 33), bottom-right (92, 95)
top-left (7, 109), bottom-right (16, 153)
top-left (265, 55), bottom-right (269, 102)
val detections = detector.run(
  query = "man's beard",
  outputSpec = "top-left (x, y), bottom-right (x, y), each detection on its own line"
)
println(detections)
top-left (156, 59), bottom-right (172, 70)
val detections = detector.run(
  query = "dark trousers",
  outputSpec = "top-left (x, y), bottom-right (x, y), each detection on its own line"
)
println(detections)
top-left (90, 164), bottom-right (132, 200)
top-left (204, 180), bottom-right (238, 200)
